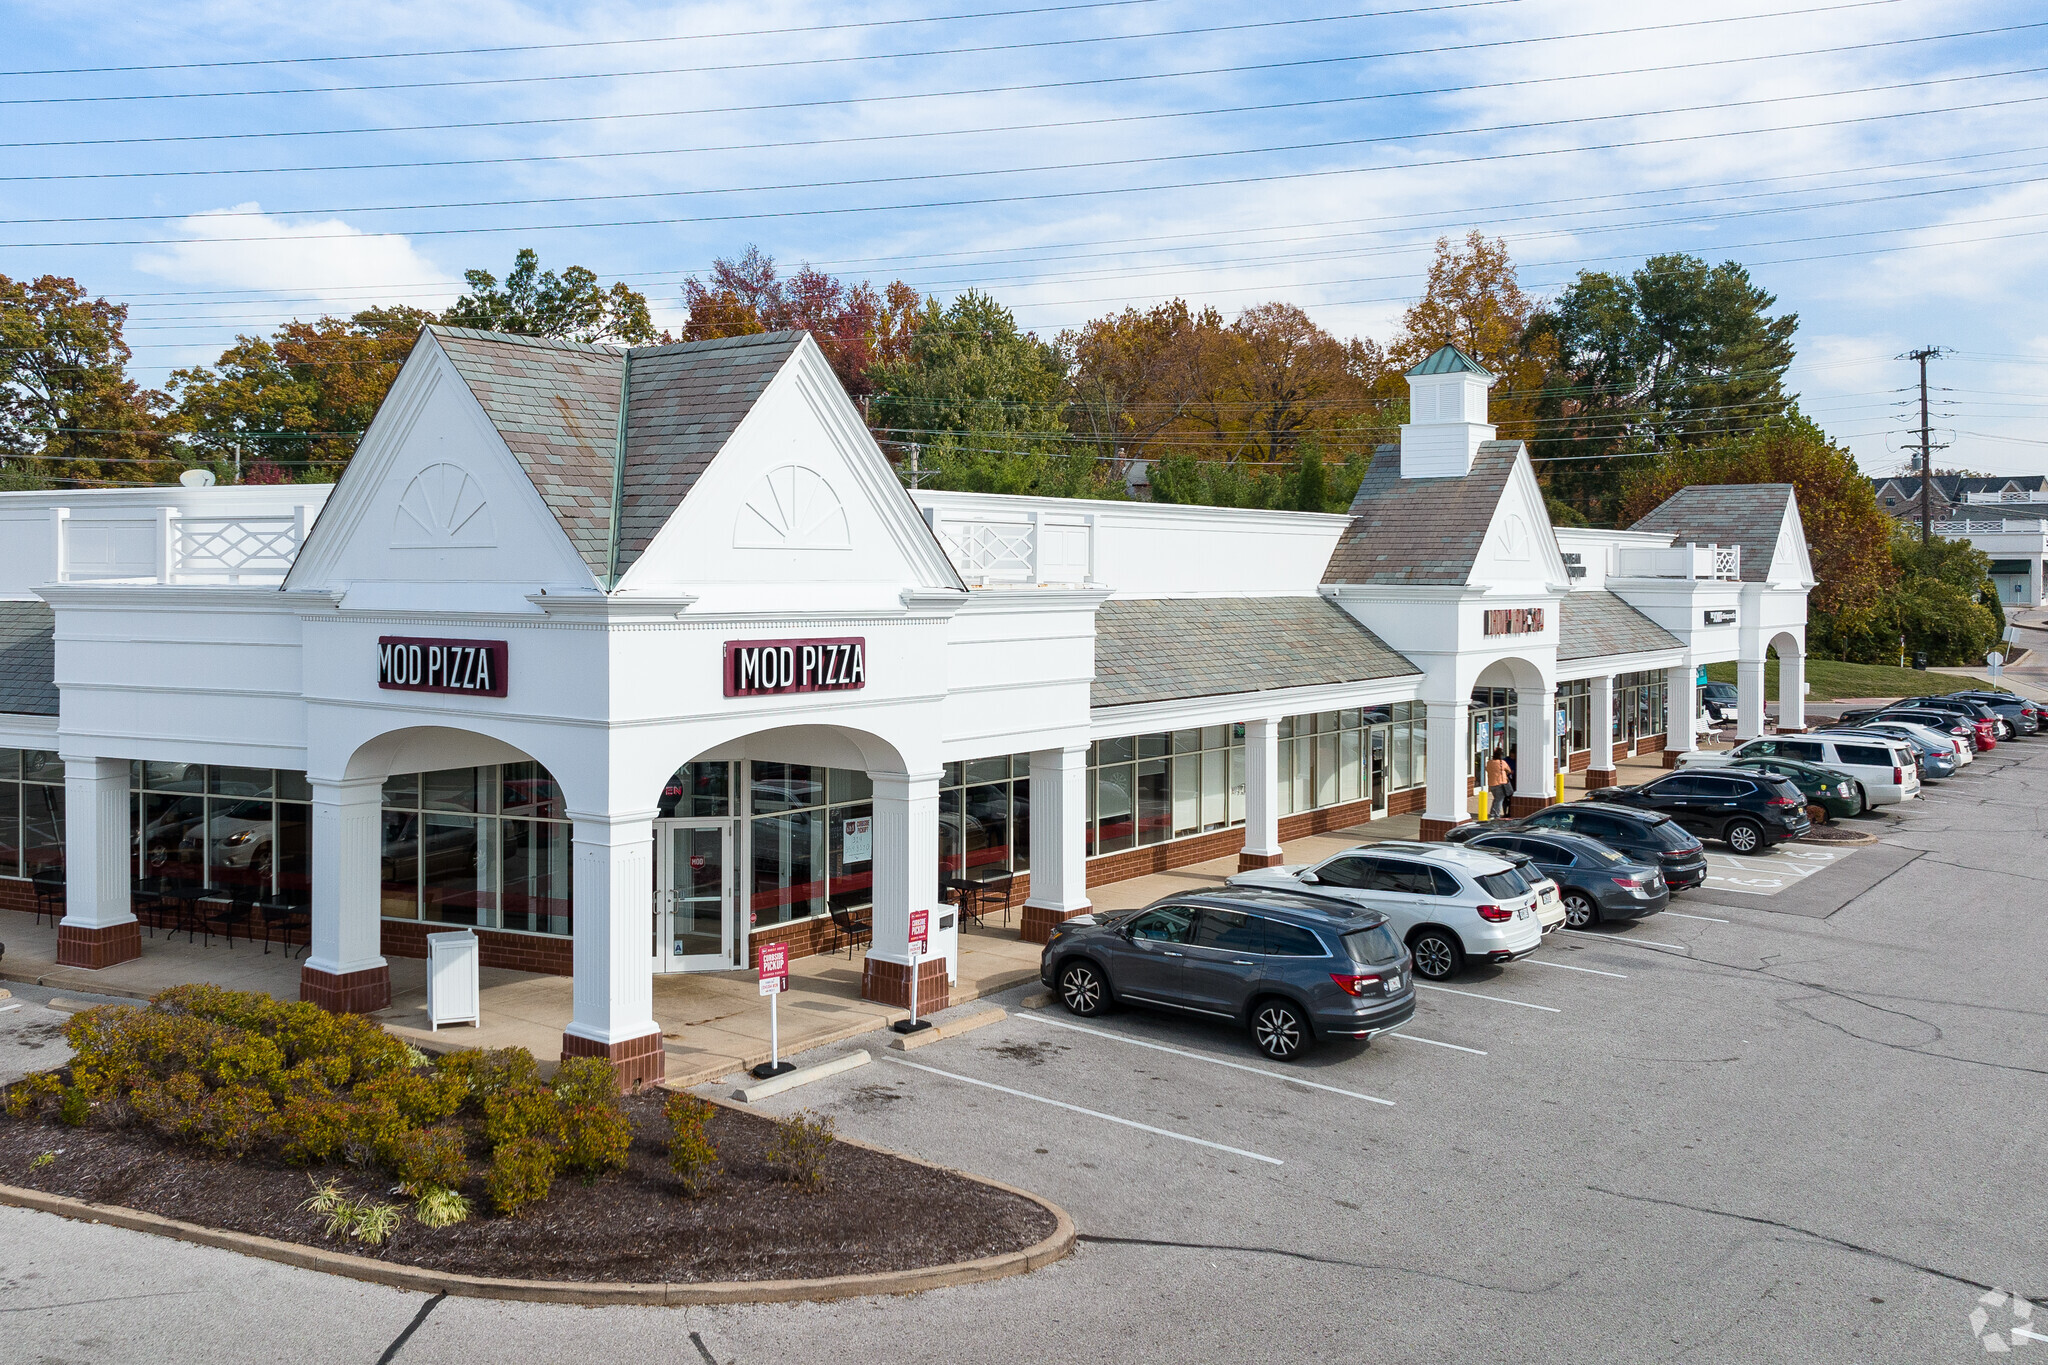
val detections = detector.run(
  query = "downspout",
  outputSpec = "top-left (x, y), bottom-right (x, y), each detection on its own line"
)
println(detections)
top-left (605, 352), bottom-right (631, 591)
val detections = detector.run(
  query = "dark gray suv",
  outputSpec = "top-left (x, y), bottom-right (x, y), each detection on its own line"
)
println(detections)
top-left (1038, 886), bottom-right (1416, 1061)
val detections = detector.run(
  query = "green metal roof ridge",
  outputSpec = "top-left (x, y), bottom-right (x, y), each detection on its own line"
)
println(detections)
top-left (1405, 344), bottom-right (1495, 378)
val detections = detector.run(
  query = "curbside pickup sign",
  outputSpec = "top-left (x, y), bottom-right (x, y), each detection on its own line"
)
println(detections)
top-left (378, 637), bottom-right (508, 697)
top-left (758, 942), bottom-right (790, 995)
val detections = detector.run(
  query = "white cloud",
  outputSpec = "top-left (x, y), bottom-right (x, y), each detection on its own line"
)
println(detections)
top-left (133, 202), bottom-right (459, 313)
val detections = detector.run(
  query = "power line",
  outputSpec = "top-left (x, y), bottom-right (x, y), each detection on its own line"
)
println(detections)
top-left (0, 2), bottom-right (1528, 104)
top-left (0, 0), bottom-right (1916, 144)
top-left (13, 88), bottom-right (2046, 250)
top-left (17, 64), bottom-right (2042, 229)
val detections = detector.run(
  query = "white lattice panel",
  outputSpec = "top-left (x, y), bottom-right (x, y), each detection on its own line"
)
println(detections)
top-left (938, 519), bottom-right (1035, 582)
top-left (176, 516), bottom-right (301, 579)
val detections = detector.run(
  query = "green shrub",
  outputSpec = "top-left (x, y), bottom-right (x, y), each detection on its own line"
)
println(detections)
top-left (557, 1103), bottom-right (632, 1177)
top-left (389, 1124), bottom-right (469, 1191)
top-left (551, 1056), bottom-right (619, 1108)
top-left (438, 1047), bottom-right (538, 1102)
top-left (130, 1071), bottom-right (207, 1140)
top-left (5, 1072), bottom-right (64, 1119)
top-left (193, 1084), bottom-right (276, 1156)
top-left (484, 1136), bottom-right (556, 1216)
top-left (664, 1094), bottom-right (719, 1196)
top-left (769, 1109), bottom-right (837, 1191)
top-left (482, 1081), bottom-right (562, 1149)
top-left (277, 1092), bottom-right (351, 1166)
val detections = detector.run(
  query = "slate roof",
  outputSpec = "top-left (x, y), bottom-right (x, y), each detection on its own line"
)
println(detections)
top-left (1091, 596), bottom-right (1419, 709)
top-left (0, 601), bottom-right (57, 717)
top-left (1406, 344), bottom-right (1494, 378)
top-left (1557, 590), bottom-right (1680, 662)
top-left (430, 326), bottom-right (807, 583)
top-left (1321, 443), bottom-right (1520, 586)
top-left (1628, 484), bottom-right (1795, 583)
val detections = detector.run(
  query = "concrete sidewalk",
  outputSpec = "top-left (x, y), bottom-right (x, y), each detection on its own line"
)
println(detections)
top-left (0, 750), bottom-right (1685, 1087)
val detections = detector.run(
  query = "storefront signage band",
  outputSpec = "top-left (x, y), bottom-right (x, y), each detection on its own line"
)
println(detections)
top-left (378, 636), bottom-right (508, 697)
top-left (725, 637), bottom-right (867, 697)
top-left (1483, 608), bottom-right (1544, 637)
top-left (1704, 608), bottom-right (1738, 625)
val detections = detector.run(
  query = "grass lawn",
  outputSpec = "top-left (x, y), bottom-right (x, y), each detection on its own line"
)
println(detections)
top-left (1703, 657), bottom-right (2007, 702)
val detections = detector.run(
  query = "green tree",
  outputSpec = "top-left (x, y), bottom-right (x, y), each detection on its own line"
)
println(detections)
top-left (0, 273), bottom-right (171, 485)
top-left (444, 249), bottom-right (658, 345)
top-left (868, 291), bottom-right (1108, 497)
top-left (1531, 254), bottom-right (1797, 521)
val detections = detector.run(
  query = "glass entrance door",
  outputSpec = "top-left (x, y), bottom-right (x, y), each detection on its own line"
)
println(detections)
top-left (1369, 728), bottom-right (1388, 816)
top-left (654, 820), bottom-right (734, 972)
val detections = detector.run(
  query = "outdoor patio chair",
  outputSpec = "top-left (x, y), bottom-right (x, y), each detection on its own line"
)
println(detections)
top-left (198, 891), bottom-right (257, 949)
top-left (30, 869), bottom-right (64, 927)
top-left (257, 897), bottom-right (311, 958)
top-left (968, 872), bottom-right (1017, 928)
top-left (827, 904), bottom-right (872, 959)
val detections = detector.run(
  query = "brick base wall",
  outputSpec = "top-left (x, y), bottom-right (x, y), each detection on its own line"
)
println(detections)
top-left (1567, 749), bottom-right (1592, 773)
top-left (1636, 734), bottom-right (1667, 756)
top-left (56, 920), bottom-right (142, 969)
top-left (1278, 796), bottom-right (1378, 841)
top-left (300, 963), bottom-right (391, 1014)
top-left (1080, 792), bottom-right (1402, 889)
top-left (1585, 767), bottom-right (1620, 789)
top-left (1236, 849), bottom-right (1285, 872)
top-left (1388, 787), bottom-right (1427, 817)
top-left (1020, 900), bottom-right (1090, 945)
top-left (380, 919), bottom-right (575, 977)
top-left (1509, 794), bottom-right (1556, 817)
top-left (560, 1028), bottom-right (664, 1090)
top-left (0, 878), bottom-right (48, 917)
top-left (861, 955), bottom-right (950, 1013)
top-left (1419, 817), bottom-right (1471, 841)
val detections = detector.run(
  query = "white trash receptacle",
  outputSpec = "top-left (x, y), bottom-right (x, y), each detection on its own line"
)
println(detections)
top-left (426, 929), bottom-right (481, 1031)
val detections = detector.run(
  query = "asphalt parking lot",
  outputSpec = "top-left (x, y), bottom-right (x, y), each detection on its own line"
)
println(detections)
top-left (4, 740), bottom-right (2045, 1363)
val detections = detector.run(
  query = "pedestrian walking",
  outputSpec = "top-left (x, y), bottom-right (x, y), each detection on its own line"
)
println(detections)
top-left (1486, 748), bottom-right (1513, 820)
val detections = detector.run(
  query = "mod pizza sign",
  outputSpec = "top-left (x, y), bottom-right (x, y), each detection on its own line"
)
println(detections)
top-left (378, 636), bottom-right (508, 697)
top-left (725, 637), bottom-right (867, 697)
top-left (1482, 607), bottom-right (1545, 637)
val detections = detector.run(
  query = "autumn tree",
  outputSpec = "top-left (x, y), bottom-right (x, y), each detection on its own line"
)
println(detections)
top-left (1391, 231), bottom-right (1555, 442)
top-left (1059, 299), bottom-right (1224, 465)
top-left (168, 306), bottom-right (433, 479)
top-left (444, 248), bottom-right (658, 345)
top-left (682, 246), bottom-right (923, 402)
top-left (0, 273), bottom-right (170, 487)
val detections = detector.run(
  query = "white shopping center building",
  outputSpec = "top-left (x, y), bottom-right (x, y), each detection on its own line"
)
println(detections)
top-left (0, 330), bottom-right (1813, 1083)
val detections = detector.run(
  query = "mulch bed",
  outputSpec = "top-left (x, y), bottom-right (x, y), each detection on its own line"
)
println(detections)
top-left (0, 1093), bottom-right (1056, 1283)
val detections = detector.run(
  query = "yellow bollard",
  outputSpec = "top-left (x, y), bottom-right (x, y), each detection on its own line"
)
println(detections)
top-left (1556, 769), bottom-right (1566, 804)
top-left (1475, 787), bottom-right (1490, 822)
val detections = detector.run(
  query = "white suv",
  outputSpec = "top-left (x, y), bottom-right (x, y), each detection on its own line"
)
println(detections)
top-left (1679, 734), bottom-right (1920, 808)
top-left (1229, 841), bottom-right (1543, 980)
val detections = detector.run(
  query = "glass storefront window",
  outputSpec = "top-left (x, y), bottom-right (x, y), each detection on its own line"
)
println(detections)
top-left (378, 762), bottom-right (570, 933)
top-left (746, 761), bottom-right (885, 928)
top-left (0, 750), bottom-right (69, 880)
top-left (659, 761), bottom-right (730, 818)
top-left (1275, 708), bottom-right (1421, 818)
top-left (1091, 726), bottom-right (1244, 852)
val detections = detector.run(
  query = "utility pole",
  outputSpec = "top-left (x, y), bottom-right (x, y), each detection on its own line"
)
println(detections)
top-left (1903, 346), bottom-right (1949, 545)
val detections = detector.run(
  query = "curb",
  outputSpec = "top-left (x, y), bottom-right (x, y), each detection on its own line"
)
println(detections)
top-left (888, 1007), bottom-right (1006, 1052)
top-left (733, 1048), bottom-right (871, 1103)
top-left (0, 1161), bottom-right (1075, 1306)
top-left (1797, 828), bottom-right (1880, 847)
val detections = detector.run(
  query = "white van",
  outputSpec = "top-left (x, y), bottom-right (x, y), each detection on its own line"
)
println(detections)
top-left (1680, 734), bottom-right (1920, 809)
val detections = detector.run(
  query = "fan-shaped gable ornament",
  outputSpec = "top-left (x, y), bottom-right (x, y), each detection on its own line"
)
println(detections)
top-left (733, 464), bottom-right (851, 549)
top-left (392, 462), bottom-right (495, 548)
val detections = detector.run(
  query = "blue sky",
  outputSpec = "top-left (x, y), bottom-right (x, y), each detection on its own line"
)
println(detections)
top-left (5, 0), bottom-right (2047, 477)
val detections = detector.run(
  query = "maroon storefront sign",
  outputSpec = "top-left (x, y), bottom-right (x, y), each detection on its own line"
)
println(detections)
top-left (725, 637), bottom-right (866, 697)
top-left (378, 636), bottom-right (508, 697)
top-left (1483, 607), bottom-right (1545, 637)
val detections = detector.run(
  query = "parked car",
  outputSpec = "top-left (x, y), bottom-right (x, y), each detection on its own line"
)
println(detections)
top-left (1039, 886), bottom-right (1417, 1060)
top-left (1841, 698), bottom-right (1996, 750)
top-left (1228, 841), bottom-right (1543, 981)
top-left (1819, 723), bottom-right (1958, 779)
top-left (1835, 710), bottom-right (1975, 764)
top-left (1944, 690), bottom-right (2039, 737)
top-left (1700, 680), bottom-right (1740, 722)
top-left (1712, 757), bottom-right (1863, 821)
top-left (1892, 695), bottom-right (2006, 745)
top-left (1456, 828), bottom-right (1669, 928)
top-left (1452, 803), bottom-right (1709, 890)
top-left (1594, 770), bottom-right (1812, 852)
top-left (1682, 733), bottom-right (1919, 807)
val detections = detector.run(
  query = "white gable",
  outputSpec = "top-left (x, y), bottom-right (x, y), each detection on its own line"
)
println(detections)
top-left (617, 339), bottom-right (963, 611)
top-left (284, 335), bottom-right (600, 608)
top-left (1765, 496), bottom-right (1817, 588)
top-left (1467, 447), bottom-right (1571, 592)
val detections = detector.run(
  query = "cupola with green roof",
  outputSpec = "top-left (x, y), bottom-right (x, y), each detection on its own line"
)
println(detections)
top-left (1401, 343), bottom-right (1500, 479)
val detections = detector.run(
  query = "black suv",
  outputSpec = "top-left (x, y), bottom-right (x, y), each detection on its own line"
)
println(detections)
top-left (1039, 886), bottom-right (1416, 1060)
top-left (1450, 802), bottom-right (1709, 889)
top-left (1945, 690), bottom-right (2038, 737)
top-left (1596, 770), bottom-right (1811, 852)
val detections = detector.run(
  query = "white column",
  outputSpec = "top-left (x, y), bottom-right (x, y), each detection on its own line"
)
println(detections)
top-left (1589, 676), bottom-right (1616, 779)
top-left (1024, 745), bottom-right (1091, 939)
top-left (1240, 718), bottom-right (1283, 865)
top-left (304, 776), bottom-right (388, 1008)
top-left (1736, 657), bottom-right (1768, 740)
top-left (864, 771), bottom-right (946, 1003)
top-left (1515, 687), bottom-right (1556, 806)
top-left (1779, 653), bottom-right (1807, 731)
top-left (1422, 699), bottom-right (1470, 834)
top-left (1665, 664), bottom-right (1700, 757)
top-left (58, 756), bottom-right (136, 935)
top-left (564, 812), bottom-right (659, 1048)
top-left (2030, 556), bottom-right (2043, 607)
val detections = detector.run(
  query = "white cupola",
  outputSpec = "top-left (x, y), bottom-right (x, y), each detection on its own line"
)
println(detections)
top-left (1399, 344), bottom-right (1497, 478)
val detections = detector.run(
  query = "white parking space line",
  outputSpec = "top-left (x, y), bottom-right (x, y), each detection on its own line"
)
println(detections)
top-left (1560, 929), bottom-right (1690, 952)
top-left (1662, 910), bottom-right (1730, 923)
top-left (1018, 1013), bottom-right (1396, 1105)
top-left (1416, 983), bottom-right (1561, 1013)
top-left (0, 1003), bottom-right (20, 1013)
top-left (1524, 958), bottom-right (1628, 979)
top-left (883, 1056), bottom-right (1285, 1165)
top-left (1382, 1030), bottom-right (1488, 1056)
